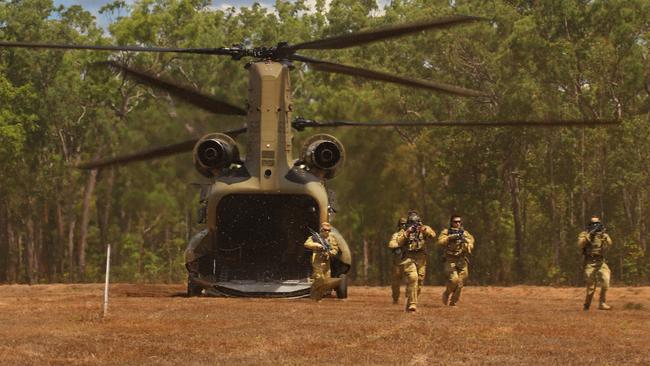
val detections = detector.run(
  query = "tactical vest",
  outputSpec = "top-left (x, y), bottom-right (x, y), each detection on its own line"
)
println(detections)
top-left (445, 229), bottom-right (465, 257)
top-left (585, 233), bottom-right (606, 257)
top-left (406, 232), bottom-right (426, 251)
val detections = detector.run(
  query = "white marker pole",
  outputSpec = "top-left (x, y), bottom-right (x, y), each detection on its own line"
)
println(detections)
top-left (103, 243), bottom-right (111, 318)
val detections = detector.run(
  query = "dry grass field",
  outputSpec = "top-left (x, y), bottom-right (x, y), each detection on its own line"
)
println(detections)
top-left (0, 284), bottom-right (649, 365)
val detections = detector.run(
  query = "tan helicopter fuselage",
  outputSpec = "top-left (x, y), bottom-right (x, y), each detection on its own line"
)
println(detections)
top-left (186, 61), bottom-right (350, 296)
top-left (206, 61), bottom-right (328, 228)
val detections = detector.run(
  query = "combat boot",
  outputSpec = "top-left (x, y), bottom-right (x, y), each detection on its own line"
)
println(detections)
top-left (392, 298), bottom-right (399, 305)
top-left (598, 303), bottom-right (612, 310)
top-left (583, 293), bottom-right (594, 311)
top-left (598, 289), bottom-right (612, 310)
top-left (406, 304), bottom-right (417, 312)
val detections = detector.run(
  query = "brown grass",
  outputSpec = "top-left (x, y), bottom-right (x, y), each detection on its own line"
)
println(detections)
top-left (1, 284), bottom-right (649, 365)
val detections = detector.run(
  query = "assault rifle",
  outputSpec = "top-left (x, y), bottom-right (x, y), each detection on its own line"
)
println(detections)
top-left (308, 227), bottom-right (331, 254)
top-left (448, 228), bottom-right (471, 263)
top-left (448, 228), bottom-right (468, 244)
top-left (583, 224), bottom-right (607, 256)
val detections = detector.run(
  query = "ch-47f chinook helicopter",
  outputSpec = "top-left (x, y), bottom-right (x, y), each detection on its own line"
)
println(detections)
top-left (0, 15), bottom-right (616, 298)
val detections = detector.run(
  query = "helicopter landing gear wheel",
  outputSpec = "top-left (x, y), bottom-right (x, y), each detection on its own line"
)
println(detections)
top-left (335, 274), bottom-right (348, 299)
top-left (187, 275), bottom-right (203, 297)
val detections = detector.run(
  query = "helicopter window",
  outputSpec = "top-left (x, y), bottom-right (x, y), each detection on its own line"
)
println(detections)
top-left (213, 194), bottom-right (319, 282)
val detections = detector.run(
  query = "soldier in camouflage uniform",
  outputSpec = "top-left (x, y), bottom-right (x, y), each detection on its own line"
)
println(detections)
top-left (304, 222), bottom-right (340, 300)
top-left (388, 218), bottom-right (407, 304)
top-left (578, 216), bottom-right (613, 310)
top-left (394, 212), bottom-right (436, 311)
top-left (437, 214), bottom-right (475, 306)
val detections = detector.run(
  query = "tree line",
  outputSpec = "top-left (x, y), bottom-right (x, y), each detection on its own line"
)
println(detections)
top-left (0, 0), bottom-right (648, 285)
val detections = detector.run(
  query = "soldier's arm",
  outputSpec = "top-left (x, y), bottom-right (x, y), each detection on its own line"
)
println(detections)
top-left (604, 233), bottom-right (613, 247)
top-left (422, 225), bottom-right (436, 239)
top-left (464, 231), bottom-right (475, 253)
top-left (397, 231), bottom-right (409, 247)
top-left (304, 237), bottom-right (323, 251)
top-left (329, 238), bottom-right (340, 256)
top-left (388, 232), bottom-right (400, 249)
top-left (437, 229), bottom-right (449, 247)
top-left (577, 232), bottom-right (589, 249)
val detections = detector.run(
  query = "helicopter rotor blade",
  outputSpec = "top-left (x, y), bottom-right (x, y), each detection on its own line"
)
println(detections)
top-left (292, 55), bottom-right (485, 97)
top-left (292, 118), bottom-right (620, 130)
top-left (76, 126), bottom-right (247, 170)
top-left (97, 61), bottom-right (247, 116)
top-left (288, 15), bottom-right (485, 51)
top-left (0, 40), bottom-right (235, 55)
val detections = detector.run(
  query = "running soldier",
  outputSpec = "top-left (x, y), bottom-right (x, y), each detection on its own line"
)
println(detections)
top-left (394, 212), bottom-right (436, 311)
top-left (579, 215), bottom-right (613, 310)
top-left (304, 222), bottom-right (340, 300)
top-left (437, 214), bottom-right (474, 306)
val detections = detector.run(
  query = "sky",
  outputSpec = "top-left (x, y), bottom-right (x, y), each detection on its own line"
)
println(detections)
top-left (53, 1), bottom-right (295, 15)
top-left (52, 1), bottom-right (389, 30)
top-left (52, 1), bottom-right (279, 28)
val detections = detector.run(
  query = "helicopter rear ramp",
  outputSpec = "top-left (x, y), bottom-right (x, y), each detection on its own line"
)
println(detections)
top-left (192, 277), bottom-right (311, 298)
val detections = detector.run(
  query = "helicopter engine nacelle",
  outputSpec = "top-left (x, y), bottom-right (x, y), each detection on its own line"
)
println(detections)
top-left (193, 133), bottom-right (240, 178)
top-left (300, 134), bottom-right (345, 179)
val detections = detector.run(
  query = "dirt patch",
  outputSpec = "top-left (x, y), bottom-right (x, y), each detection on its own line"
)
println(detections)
top-left (0, 284), bottom-right (649, 365)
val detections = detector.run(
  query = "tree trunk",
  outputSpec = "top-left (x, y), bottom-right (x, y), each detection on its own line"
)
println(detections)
top-left (77, 169), bottom-right (98, 281)
top-left (25, 216), bottom-right (35, 285)
top-left (636, 191), bottom-right (646, 252)
top-left (509, 171), bottom-right (524, 282)
top-left (34, 211), bottom-right (42, 283)
top-left (56, 202), bottom-right (65, 280)
top-left (67, 218), bottom-right (76, 283)
top-left (17, 234), bottom-right (23, 283)
top-left (599, 139), bottom-right (607, 220)
top-left (548, 141), bottom-right (561, 270)
top-left (6, 217), bottom-right (17, 283)
top-left (580, 128), bottom-right (587, 225)
top-left (0, 200), bottom-right (6, 282)
top-left (622, 186), bottom-right (634, 229)
top-left (165, 226), bottom-right (171, 283)
top-left (138, 217), bottom-right (144, 280)
top-left (363, 238), bottom-right (369, 284)
top-left (639, 191), bottom-right (647, 253)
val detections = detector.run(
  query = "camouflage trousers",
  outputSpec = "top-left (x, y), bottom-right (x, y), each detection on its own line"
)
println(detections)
top-left (443, 256), bottom-right (469, 305)
top-left (584, 260), bottom-right (610, 305)
top-left (405, 250), bottom-right (427, 296)
top-left (400, 257), bottom-right (420, 309)
top-left (310, 259), bottom-right (337, 300)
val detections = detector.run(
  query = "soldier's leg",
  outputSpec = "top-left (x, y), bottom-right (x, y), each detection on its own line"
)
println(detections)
top-left (450, 263), bottom-right (469, 305)
top-left (597, 263), bottom-right (612, 310)
top-left (583, 262), bottom-right (597, 309)
top-left (391, 263), bottom-right (402, 304)
top-left (403, 260), bottom-right (418, 311)
top-left (443, 261), bottom-right (458, 305)
top-left (324, 261), bottom-right (332, 279)
top-left (310, 262), bottom-right (327, 300)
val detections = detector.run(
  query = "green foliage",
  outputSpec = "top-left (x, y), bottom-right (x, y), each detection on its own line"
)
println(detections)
top-left (0, 0), bottom-right (648, 285)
